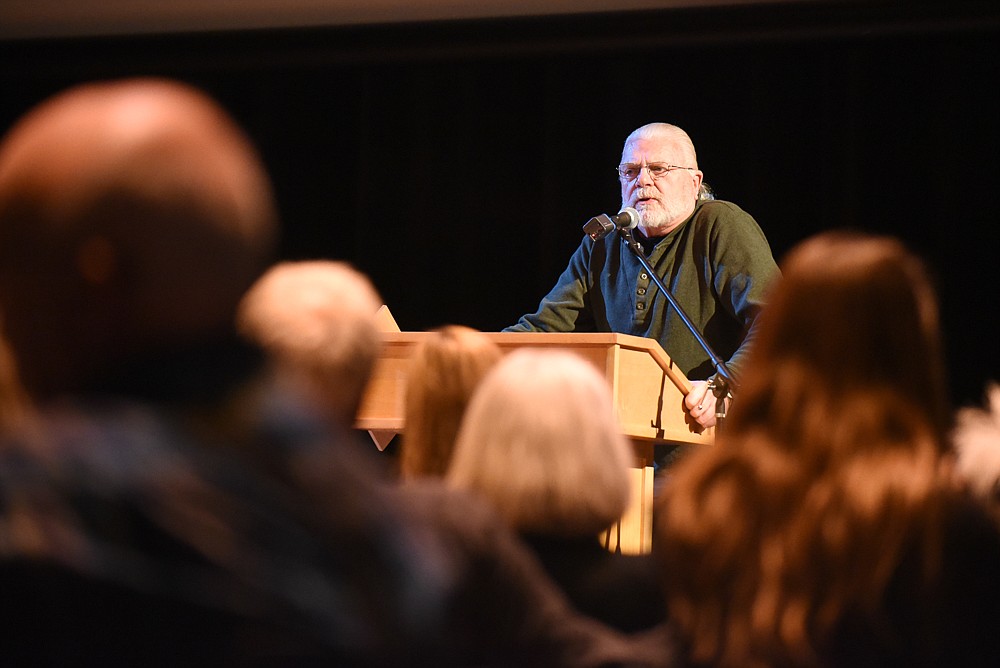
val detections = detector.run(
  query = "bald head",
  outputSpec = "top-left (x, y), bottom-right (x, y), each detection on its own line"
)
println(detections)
top-left (237, 260), bottom-right (383, 426)
top-left (0, 78), bottom-right (278, 400)
top-left (622, 122), bottom-right (698, 168)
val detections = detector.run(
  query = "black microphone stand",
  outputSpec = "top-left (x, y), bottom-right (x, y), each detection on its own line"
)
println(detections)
top-left (616, 226), bottom-right (737, 425)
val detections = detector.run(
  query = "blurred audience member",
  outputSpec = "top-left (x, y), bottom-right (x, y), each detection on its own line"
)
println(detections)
top-left (0, 77), bottom-right (432, 666)
top-left (400, 325), bottom-right (502, 480)
top-left (447, 349), bottom-right (667, 633)
top-left (654, 231), bottom-right (1000, 667)
top-left (0, 329), bottom-right (33, 433)
top-left (954, 383), bottom-right (1000, 516)
top-left (237, 259), bottom-right (383, 428)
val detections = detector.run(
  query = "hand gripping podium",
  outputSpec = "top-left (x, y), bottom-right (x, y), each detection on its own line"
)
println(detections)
top-left (354, 329), bottom-right (714, 553)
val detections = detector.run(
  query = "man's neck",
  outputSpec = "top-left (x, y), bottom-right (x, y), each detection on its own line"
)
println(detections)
top-left (634, 228), bottom-right (664, 256)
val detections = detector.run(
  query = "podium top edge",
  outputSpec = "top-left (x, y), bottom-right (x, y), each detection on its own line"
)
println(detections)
top-left (378, 331), bottom-right (692, 392)
top-left (381, 331), bottom-right (652, 348)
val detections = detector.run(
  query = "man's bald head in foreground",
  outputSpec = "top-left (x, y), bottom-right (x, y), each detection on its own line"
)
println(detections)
top-left (0, 78), bottom-right (277, 400)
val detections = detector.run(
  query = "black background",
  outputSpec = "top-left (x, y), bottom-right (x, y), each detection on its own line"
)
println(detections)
top-left (2, 1), bottom-right (998, 408)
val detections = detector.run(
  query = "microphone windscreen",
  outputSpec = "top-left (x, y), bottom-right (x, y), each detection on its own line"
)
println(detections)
top-left (619, 207), bottom-right (640, 229)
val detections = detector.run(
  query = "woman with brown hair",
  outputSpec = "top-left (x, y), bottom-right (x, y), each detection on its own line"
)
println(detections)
top-left (399, 325), bottom-right (502, 480)
top-left (654, 231), bottom-right (1000, 667)
top-left (0, 330), bottom-right (34, 434)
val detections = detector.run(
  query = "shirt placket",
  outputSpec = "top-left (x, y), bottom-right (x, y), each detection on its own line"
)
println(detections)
top-left (636, 236), bottom-right (679, 327)
top-left (631, 238), bottom-right (666, 326)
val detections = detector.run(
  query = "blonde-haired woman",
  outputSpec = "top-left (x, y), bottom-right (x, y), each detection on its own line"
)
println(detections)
top-left (447, 348), bottom-right (666, 632)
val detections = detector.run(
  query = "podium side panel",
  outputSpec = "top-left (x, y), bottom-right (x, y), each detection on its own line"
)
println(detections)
top-left (600, 463), bottom-right (654, 555)
top-left (614, 346), bottom-right (713, 446)
top-left (354, 340), bottom-right (415, 432)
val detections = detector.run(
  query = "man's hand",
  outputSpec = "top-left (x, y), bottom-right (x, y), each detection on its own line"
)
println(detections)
top-left (684, 380), bottom-right (721, 430)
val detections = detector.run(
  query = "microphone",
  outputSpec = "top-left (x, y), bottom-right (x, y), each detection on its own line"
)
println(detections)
top-left (582, 207), bottom-right (640, 241)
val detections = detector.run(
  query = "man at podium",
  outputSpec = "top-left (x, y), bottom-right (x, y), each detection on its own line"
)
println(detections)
top-left (505, 122), bottom-right (779, 430)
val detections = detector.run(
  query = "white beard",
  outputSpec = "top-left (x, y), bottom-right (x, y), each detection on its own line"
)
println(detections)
top-left (625, 194), bottom-right (693, 235)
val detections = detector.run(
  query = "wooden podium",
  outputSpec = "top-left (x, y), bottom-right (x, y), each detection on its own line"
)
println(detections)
top-left (354, 330), bottom-right (714, 554)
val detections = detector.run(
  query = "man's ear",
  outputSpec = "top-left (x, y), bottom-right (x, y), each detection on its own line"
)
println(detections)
top-left (692, 170), bottom-right (704, 192)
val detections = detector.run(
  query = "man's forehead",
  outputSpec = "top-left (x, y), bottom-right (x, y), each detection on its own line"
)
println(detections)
top-left (621, 136), bottom-right (683, 161)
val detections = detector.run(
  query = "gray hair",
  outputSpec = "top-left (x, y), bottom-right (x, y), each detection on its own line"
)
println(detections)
top-left (447, 349), bottom-right (633, 536)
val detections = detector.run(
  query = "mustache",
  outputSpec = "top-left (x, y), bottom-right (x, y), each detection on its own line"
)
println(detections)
top-left (631, 188), bottom-right (659, 202)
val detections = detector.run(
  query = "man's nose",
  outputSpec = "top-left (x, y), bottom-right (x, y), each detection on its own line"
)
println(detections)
top-left (635, 165), bottom-right (655, 187)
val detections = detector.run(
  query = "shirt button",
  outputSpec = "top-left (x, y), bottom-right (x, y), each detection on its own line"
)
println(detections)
top-left (636, 302), bottom-right (646, 310)
top-left (640, 273), bottom-right (648, 280)
top-left (637, 288), bottom-right (646, 296)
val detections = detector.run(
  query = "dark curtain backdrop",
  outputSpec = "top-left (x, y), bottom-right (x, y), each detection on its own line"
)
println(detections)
top-left (2, 1), bottom-right (998, 407)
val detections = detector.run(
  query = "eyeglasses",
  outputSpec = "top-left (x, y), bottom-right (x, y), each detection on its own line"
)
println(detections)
top-left (616, 162), bottom-right (696, 182)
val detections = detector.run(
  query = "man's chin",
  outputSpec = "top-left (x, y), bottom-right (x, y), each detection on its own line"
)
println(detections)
top-left (636, 207), bottom-right (665, 229)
